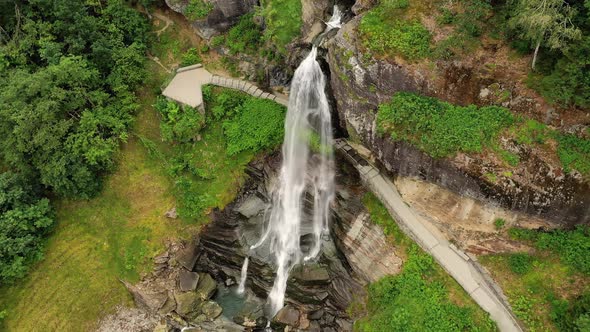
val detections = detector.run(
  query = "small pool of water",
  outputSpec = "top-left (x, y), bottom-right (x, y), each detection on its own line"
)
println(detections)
top-left (214, 284), bottom-right (265, 320)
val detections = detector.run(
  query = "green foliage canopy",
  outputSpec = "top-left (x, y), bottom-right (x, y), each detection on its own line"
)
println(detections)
top-left (359, 5), bottom-right (431, 60)
top-left (0, 0), bottom-right (148, 198)
top-left (377, 92), bottom-right (514, 158)
top-left (0, 172), bottom-right (54, 283)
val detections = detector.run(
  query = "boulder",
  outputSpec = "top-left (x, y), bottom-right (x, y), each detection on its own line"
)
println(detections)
top-left (291, 264), bottom-right (331, 285)
top-left (196, 273), bottom-right (217, 300)
top-left (122, 281), bottom-right (168, 312)
top-left (272, 305), bottom-right (300, 327)
top-left (165, 207), bottom-right (178, 219)
top-left (174, 291), bottom-right (201, 316)
top-left (177, 239), bottom-right (200, 271)
top-left (179, 270), bottom-right (200, 292)
top-left (158, 293), bottom-right (177, 315)
top-left (199, 300), bottom-right (223, 321)
top-left (235, 195), bottom-right (266, 218)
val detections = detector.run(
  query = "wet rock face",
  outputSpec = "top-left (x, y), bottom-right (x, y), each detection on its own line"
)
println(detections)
top-left (326, 15), bottom-right (590, 226)
top-left (193, 154), bottom-right (399, 331)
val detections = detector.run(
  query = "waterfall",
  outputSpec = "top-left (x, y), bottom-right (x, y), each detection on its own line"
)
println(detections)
top-left (325, 6), bottom-right (343, 32)
top-left (239, 8), bottom-right (341, 318)
top-left (236, 257), bottom-right (249, 295)
top-left (265, 45), bottom-right (335, 316)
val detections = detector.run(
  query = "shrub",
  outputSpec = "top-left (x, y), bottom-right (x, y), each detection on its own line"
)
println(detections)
top-left (210, 35), bottom-right (225, 48)
top-left (513, 119), bottom-right (551, 145)
top-left (180, 47), bottom-right (202, 67)
top-left (223, 98), bottom-right (286, 155)
top-left (359, 9), bottom-right (431, 60)
top-left (207, 88), bottom-right (248, 121)
top-left (0, 172), bottom-right (55, 284)
top-left (494, 218), bottom-right (506, 230)
top-left (555, 133), bottom-right (590, 176)
top-left (225, 14), bottom-right (263, 55)
top-left (377, 92), bottom-right (514, 158)
top-left (508, 253), bottom-right (533, 275)
top-left (552, 293), bottom-right (590, 331)
top-left (259, 0), bottom-right (302, 53)
top-left (155, 97), bottom-right (204, 143)
top-left (509, 226), bottom-right (590, 275)
top-left (185, 0), bottom-right (213, 21)
top-left (357, 245), bottom-right (495, 331)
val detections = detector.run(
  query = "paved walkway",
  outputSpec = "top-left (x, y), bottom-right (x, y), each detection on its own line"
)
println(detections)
top-left (335, 139), bottom-right (523, 332)
top-left (162, 64), bottom-right (289, 109)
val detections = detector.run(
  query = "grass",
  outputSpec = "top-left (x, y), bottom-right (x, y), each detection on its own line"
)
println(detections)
top-left (480, 252), bottom-right (589, 331)
top-left (354, 193), bottom-right (496, 331)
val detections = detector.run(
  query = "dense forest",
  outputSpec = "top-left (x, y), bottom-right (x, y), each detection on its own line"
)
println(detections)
top-left (0, 0), bottom-right (149, 283)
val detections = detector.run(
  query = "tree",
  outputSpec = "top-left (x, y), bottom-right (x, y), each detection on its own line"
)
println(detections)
top-left (509, 0), bottom-right (582, 69)
top-left (0, 172), bottom-right (54, 283)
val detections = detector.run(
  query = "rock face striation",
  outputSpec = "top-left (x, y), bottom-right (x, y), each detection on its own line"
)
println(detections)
top-left (111, 154), bottom-right (402, 331)
top-left (325, 13), bottom-right (590, 226)
top-left (193, 153), bottom-right (402, 331)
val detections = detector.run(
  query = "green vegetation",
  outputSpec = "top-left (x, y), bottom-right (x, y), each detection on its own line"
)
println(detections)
top-left (509, 0), bottom-right (590, 108)
top-left (164, 87), bottom-right (285, 219)
top-left (556, 133), bottom-right (590, 176)
top-left (482, 226), bottom-right (590, 329)
top-left (155, 97), bottom-right (205, 143)
top-left (359, 2), bottom-right (431, 60)
top-left (494, 218), bottom-right (506, 230)
top-left (185, 0), bottom-right (214, 21)
top-left (377, 92), bottom-right (514, 158)
top-left (0, 0), bottom-right (148, 287)
top-left (0, 61), bottom-right (193, 331)
top-left (225, 14), bottom-right (263, 55)
top-left (0, 173), bottom-right (54, 283)
top-left (508, 253), bottom-right (533, 275)
top-left (222, 98), bottom-right (286, 155)
top-left (356, 193), bottom-right (495, 331)
top-left (510, 119), bottom-right (590, 177)
top-left (508, 0), bottom-right (581, 70)
top-left (509, 226), bottom-right (590, 275)
top-left (513, 119), bottom-right (552, 145)
top-left (0, 8), bottom-right (209, 330)
top-left (180, 47), bottom-right (202, 67)
top-left (433, 0), bottom-right (494, 59)
top-left (481, 248), bottom-right (589, 331)
top-left (258, 0), bottom-right (303, 53)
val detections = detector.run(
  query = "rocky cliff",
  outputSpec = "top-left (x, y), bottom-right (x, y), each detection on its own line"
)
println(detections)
top-left (165, 0), bottom-right (257, 39)
top-left (193, 154), bottom-right (401, 331)
top-left (325, 13), bottom-right (590, 226)
top-left (162, 0), bottom-right (590, 227)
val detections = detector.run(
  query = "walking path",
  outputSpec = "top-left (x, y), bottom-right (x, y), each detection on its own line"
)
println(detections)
top-left (162, 64), bottom-right (289, 109)
top-left (335, 139), bottom-right (523, 332)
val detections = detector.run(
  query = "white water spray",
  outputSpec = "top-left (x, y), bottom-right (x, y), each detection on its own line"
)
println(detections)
top-left (266, 44), bottom-right (335, 317)
top-left (325, 6), bottom-right (343, 31)
top-left (239, 8), bottom-right (341, 318)
top-left (236, 257), bottom-right (249, 295)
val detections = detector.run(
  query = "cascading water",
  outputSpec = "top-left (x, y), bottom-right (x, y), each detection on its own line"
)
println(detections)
top-left (238, 7), bottom-right (342, 318)
top-left (236, 257), bottom-right (249, 295)
top-left (325, 6), bottom-right (343, 31)
top-left (266, 45), bottom-right (335, 316)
